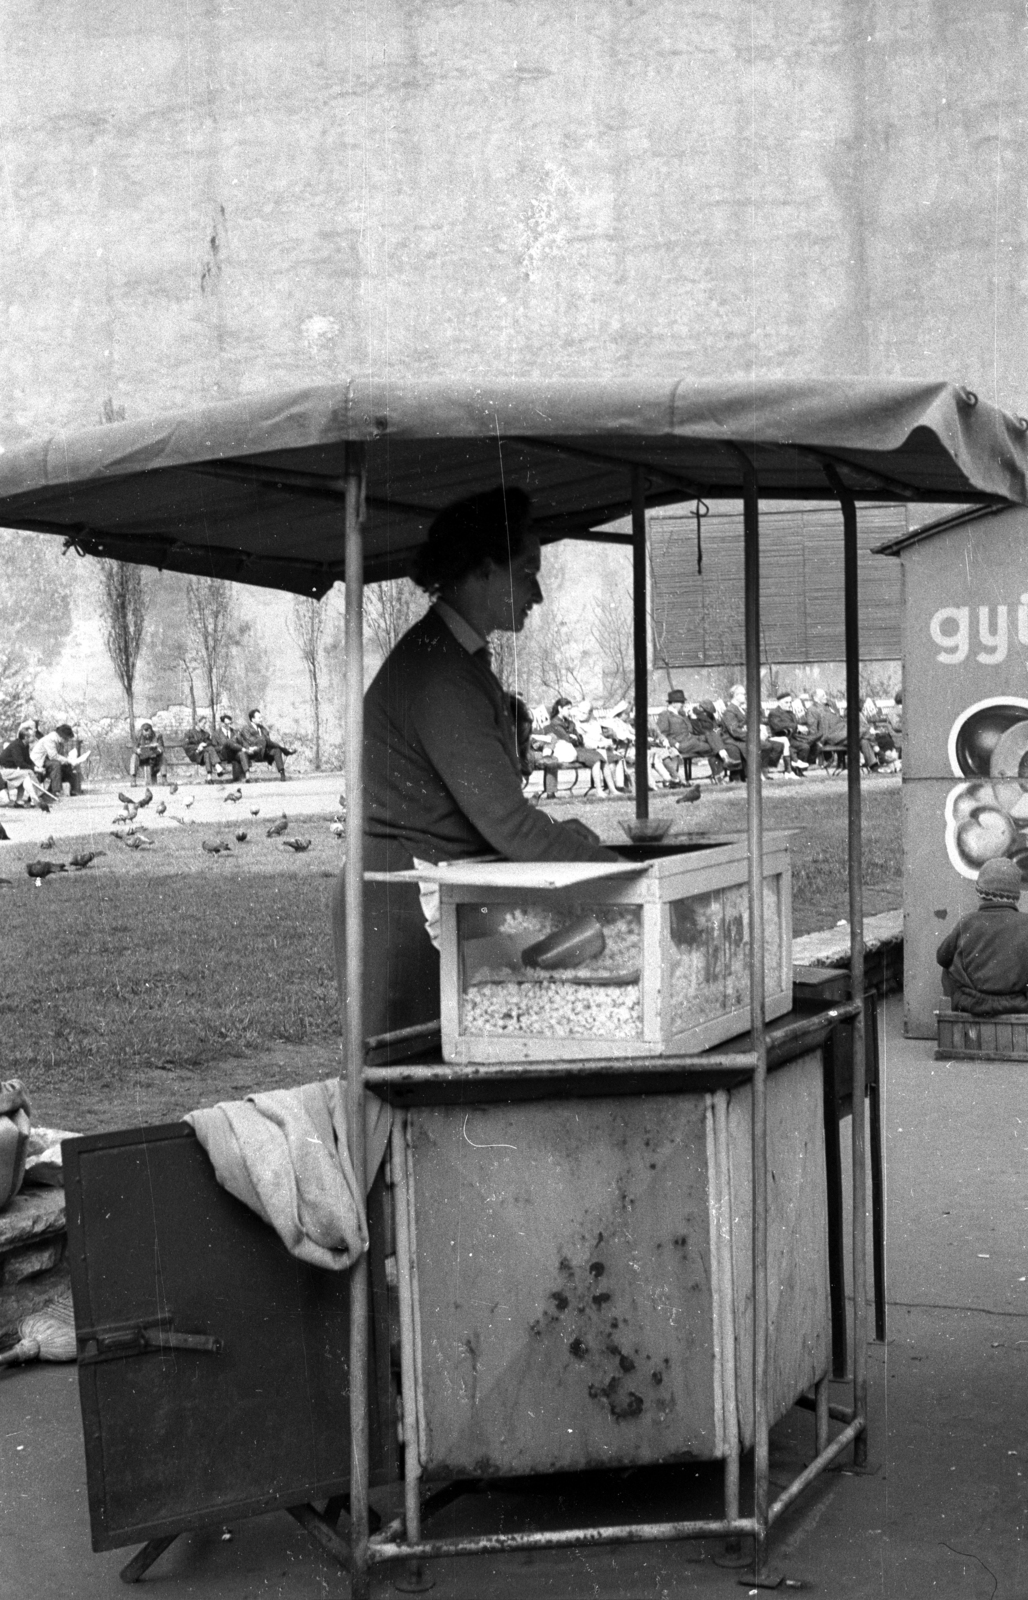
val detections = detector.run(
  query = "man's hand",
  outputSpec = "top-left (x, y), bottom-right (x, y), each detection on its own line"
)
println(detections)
top-left (561, 818), bottom-right (602, 848)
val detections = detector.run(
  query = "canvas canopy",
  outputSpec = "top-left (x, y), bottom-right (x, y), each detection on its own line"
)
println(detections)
top-left (0, 377), bottom-right (1023, 598)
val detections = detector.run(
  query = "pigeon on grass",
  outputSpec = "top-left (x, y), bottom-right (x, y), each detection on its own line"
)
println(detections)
top-left (27, 860), bottom-right (67, 880)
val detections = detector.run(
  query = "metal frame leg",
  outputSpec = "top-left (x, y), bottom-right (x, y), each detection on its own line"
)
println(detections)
top-left (119, 1536), bottom-right (178, 1584)
top-left (740, 461), bottom-right (770, 1577)
top-left (866, 992), bottom-right (887, 1343)
top-left (342, 444), bottom-right (372, 1597)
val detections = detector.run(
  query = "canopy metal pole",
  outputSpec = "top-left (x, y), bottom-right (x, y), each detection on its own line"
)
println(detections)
top-left (741, 460), bottom-right (770, 1574)
top-left (822, 465), bottom-right (869, 1468)
top-left (840, 490), bottom-right (868, 1469)
top-left (342, 441), bottom-right (371, 1600)
top-left (631, 468), bottom-right (650, 821)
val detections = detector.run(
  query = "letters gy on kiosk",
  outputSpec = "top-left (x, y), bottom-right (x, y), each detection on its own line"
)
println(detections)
top-left (881, 503), bottom-right (1028, 1034)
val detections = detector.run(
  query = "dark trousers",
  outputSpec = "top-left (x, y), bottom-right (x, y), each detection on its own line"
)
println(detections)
top-left (249, 743), bottom-right (287, 777)
top-left (218, 741), bottom-right (250, 782)
top-left (188, 747), bottom-right (220, 775)
top-left (41, 758), bottom-right (81, 796)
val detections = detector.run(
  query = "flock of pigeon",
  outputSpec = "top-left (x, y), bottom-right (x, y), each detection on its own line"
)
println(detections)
top-left (6, 786), bottom-right (347, 887)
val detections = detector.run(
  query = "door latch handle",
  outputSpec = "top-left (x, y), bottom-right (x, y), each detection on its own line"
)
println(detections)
top-left (78, 1312), bottom-right (223, 1364)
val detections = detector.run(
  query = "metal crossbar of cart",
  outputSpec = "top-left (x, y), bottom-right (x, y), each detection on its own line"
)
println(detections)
top-left (2, 378), bottom-right (1026, 1593)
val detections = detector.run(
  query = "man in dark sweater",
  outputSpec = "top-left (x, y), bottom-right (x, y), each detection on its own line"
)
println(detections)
top-left (937, 857), bottom-right (1028, 1015)
top-left (346, 486), bottom-right (614, 1045)
top-left (0, 721), bottom-right (41, 805)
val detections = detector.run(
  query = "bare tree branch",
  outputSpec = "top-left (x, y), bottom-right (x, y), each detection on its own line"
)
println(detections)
top-left (362, 579), bottom-right (426, 662)
top-left (590, 586), bottom-right (635, 706)
top-left (0, 639), bottom-right (31, 733)
top-left (288, 596), bottom-right (327, 769)
top-left (185, 577), bottom-right (236, 725)
top-left (97, 560), bottom-right (148, 739)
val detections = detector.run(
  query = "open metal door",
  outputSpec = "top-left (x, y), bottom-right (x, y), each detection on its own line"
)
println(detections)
top-left (63, 1122), bottom-right (393, 1553)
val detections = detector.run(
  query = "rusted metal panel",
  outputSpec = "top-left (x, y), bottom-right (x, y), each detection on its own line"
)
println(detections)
top-left (407, 1057), bottom-right (829, 1479)
top-left (409, 1095), bottom-right (720, 1477)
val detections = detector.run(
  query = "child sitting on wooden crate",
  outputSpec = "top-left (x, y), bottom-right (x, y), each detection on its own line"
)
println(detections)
top-left (937, 857), bottom-right (1028, 1016)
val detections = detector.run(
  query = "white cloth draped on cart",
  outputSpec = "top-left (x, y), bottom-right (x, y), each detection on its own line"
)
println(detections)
top-left (185, 1080), bottom-right (390, 1271)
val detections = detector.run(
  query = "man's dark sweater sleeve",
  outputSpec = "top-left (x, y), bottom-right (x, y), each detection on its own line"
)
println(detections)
top-left (936, 922), bottom-right (960, 968)
top-left (409, 669), bottom-right (614, 863)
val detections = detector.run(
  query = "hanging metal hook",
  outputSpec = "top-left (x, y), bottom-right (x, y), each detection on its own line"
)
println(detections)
top-left (694, 498), bottom-right (709, 575)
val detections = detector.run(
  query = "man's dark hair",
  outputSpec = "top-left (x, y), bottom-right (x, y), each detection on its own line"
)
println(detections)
top-left (55, 723), bottom-right (74, 738)
top-left (410, 487), bottom-right (532, 595)
top-left (247, 708), bottom-right (260, 720)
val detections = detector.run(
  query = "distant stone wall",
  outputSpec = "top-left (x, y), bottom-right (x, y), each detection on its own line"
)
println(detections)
top-left (2, 1), bottom-right (1027, 449)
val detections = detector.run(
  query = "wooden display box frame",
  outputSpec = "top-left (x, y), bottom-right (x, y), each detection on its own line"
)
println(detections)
top-left (431, 837), bottom-right (792, 1064)
top-left (936, 1009), bottom-right (1028, 1062)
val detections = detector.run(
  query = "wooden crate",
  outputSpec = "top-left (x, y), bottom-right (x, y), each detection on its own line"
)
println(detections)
top-left (432, 838), bottom-right (792, 1064)
top-left (936, 1010), bottom-right (1028, 1062)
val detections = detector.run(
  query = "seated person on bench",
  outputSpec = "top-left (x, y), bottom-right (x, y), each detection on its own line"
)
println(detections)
top-left (656, 690), bottom-right (712, 777)
top-left (937, 857), bottom-right (1028, 1016)
top-left (514, 695), bottom-right (558, 798)
top-left (131, 722), bottom-right (165, 785)
top-left (239, 708), bottom-right (292, 781)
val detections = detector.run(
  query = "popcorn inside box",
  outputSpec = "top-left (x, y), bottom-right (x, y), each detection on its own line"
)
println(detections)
top-left (431, 842), bottom-right (793, 1064)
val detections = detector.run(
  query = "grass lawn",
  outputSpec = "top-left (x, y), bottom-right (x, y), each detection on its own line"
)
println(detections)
top-left (0, 777), bottom-right (901, 1134)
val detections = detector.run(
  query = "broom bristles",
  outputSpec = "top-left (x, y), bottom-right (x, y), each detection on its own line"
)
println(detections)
top-left (0, 1293), bottom-right (76, 1367)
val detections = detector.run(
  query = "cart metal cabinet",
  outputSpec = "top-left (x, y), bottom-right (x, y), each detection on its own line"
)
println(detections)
top-left (64, 1122), bottom-right (393, 1554)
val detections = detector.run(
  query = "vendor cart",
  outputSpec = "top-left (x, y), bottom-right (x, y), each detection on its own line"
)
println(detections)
top-left (3, 378), bottom-right (1026, 1592)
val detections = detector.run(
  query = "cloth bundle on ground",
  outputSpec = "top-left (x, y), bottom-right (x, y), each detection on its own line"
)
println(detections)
top-left (0, 1080), bottom-right (31, 1212)
top-left (185, 1081), bottom-right (391, 1271)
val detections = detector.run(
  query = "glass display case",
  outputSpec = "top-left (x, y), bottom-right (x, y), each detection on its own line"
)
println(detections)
top-left (423, 839), bottom-right (792, 1064)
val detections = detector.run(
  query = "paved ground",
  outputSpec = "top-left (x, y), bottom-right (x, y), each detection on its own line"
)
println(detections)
top-left (3, 996), bottom-right (1027, 1596)
top-left (0, 769), bottom-right (349, 847)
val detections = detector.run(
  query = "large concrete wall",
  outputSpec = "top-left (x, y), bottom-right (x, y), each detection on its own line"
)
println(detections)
top-left (2, 1), bottom-right (1027, 445)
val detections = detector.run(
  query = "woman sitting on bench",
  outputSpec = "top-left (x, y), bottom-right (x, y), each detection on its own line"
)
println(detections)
top-left (937, 857), bottom-right (1028, 1016)
top-left (131, 722), bottom-right (165, 785)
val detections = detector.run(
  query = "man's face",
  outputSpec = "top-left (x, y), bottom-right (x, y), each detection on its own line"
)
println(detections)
top-left (482, 534), bottom-right (543, 634)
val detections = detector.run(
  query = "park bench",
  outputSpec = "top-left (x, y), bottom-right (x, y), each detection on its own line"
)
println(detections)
top-left (123, 736), bottom-right (197, 783)
top-left (123, 729), bottom-right (284, 784)
top-left (522, 748), bottom-right (721, 799)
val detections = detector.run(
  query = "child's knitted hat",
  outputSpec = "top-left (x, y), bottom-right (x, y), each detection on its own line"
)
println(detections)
top-left (976, 858), bottom-right (1023, 903)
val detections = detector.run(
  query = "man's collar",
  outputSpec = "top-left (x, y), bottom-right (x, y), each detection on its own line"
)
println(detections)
top-left (433, 600), bottom-right (488, 656)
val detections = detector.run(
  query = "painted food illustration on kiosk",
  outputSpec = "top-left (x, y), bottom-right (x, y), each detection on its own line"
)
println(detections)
top-left (459, 901), bottom-right (643, 1038)
top-left (945, 698), bottom-right (1028, 881)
